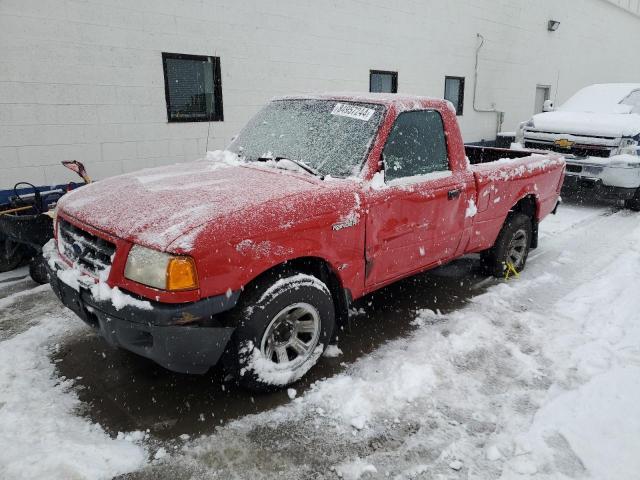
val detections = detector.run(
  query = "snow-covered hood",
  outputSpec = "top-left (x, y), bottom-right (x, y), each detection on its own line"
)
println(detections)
top-left (529, 111), bottom-right (640, 138)
top-left (57, 159), bottom-right (328, 251)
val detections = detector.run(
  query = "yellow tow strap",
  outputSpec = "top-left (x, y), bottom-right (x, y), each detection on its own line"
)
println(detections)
top-left (504, 262), bottom-right (520, 280)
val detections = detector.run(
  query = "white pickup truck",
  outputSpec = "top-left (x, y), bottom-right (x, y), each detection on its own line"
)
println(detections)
top-left (515, 84), bottom-right (640, 209)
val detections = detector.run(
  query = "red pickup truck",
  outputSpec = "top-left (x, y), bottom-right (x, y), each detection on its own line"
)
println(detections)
top-left (44, 94), bottom-right (565, 390)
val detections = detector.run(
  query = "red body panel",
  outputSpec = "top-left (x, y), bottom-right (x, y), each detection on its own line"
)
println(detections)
top-left (55, 94), bottom-right (565, 304)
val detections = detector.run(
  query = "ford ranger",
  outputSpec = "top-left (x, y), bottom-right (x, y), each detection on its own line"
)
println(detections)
top-left (516, 83), bottom-right (640, 209)
top-left (44, 94), bottom-right (565, 391)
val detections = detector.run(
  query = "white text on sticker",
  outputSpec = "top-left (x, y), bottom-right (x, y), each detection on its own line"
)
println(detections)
top-left (331, 103), bottom-right (375, 121)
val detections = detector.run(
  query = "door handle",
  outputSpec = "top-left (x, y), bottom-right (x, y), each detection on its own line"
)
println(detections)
top-left (448, 189), bottom-right (461, 200)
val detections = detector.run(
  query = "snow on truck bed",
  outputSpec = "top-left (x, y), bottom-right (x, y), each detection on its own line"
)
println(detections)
top-left (1, 202), bottom-right (640, 479)
top-left (470, 153), bottom-right (565, 181)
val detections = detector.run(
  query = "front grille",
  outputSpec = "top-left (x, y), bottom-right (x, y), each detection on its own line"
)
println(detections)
top-left (524, 141), bottom-right (613, 158)
top-left (566, 164), bottom-right (582, 173)
top-left (58, 219), bottom-right (115, 275)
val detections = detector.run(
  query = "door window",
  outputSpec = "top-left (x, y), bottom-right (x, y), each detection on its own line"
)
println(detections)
top-left (382, 110), bottom-right (449, 182)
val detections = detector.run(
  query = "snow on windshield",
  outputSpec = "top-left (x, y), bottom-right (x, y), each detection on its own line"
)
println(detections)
top-left (228, 99), bottom-right (385, 178)
top-left (558, 84), bottom-right (640, 114)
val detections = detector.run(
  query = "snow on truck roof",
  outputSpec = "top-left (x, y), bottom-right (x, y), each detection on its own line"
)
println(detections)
top-left (559, 83), bottom-right (640, 114)
top-left (274, 92), bottom-right (455, 111)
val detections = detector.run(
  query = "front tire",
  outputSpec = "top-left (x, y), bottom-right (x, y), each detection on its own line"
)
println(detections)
top-left (480, 213), bottom-right (532, 278)
top-left (225, 273), bottom-right (335, 392)
top-left (28, 254), bottom-right (50, 284)
top-left (624, 188), bottom-right (640, 211)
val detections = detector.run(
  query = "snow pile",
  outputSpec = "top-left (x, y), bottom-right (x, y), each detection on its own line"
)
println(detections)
top-left (474, 154), bottom-right (565, 182)
top-left (465, 198), bottom-right (478, 218)
top-left (0, 310), bottom-right (147, 479)
top-left (369, 171), bottom-right (386, 190)
top-left (323, 344), bottom-right (343, 358)
top-left (557, 83), bottom-right (640, 114)
top-left (256, 273), bottom-right (330, 305)
top-left (527, 84), bottom-right (640, 137)
top-left (205, 149), bottom-right (243, 165)
top-left (386, 170), bottom-right (453, 188)
top-left (334, 458), bottom-right (377, 480)
top-left (501, 224), bottom-right (640, 478)
top-left (240, 341), bottom-right (324, 387)
top-left (90, 281), bottom-right (152, 311)
top-left (530, 111), bottom-right (640, 138)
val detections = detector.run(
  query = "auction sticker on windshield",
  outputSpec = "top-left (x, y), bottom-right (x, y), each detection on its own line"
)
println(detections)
top-left (331, 103), bottom-right (375, 121)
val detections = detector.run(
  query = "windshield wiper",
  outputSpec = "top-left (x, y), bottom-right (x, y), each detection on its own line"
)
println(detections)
top-left (255, 156), bottom-right (324, 179)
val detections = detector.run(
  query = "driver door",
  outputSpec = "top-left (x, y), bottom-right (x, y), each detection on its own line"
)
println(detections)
top-left (365, 109), bottom-right (470, 287)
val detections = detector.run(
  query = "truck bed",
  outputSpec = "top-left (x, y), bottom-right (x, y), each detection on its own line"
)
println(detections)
top-left (462, 147), bottom-right (565, 254)
top-left (465, 145), bottom-right (537, 165)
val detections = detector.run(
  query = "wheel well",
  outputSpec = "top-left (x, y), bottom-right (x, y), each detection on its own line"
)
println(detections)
top-left (509, 194), bottom-right (539, 248)
top-left (241, 257), bottom-right (351, 332)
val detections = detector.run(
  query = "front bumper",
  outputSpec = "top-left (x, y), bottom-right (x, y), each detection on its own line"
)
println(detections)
top-left (562, 174), bottom-right (637, 201)
top-left (46, 258), bottom-right (239, 374)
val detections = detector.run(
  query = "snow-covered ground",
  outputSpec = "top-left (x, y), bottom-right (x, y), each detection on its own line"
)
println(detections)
top-left (1, 201), bottom-right (639, 479)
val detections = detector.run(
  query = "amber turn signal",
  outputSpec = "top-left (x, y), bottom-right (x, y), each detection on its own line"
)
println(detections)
top-left (166, 257), bottom-right (198, 291)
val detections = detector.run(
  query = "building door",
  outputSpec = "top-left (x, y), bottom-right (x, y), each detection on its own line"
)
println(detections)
top-left (534, 85), bottom-right (551, 114)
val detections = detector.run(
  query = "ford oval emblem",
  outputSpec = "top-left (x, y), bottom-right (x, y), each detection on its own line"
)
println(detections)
top-left (71, 242), bottom-right (83, 257)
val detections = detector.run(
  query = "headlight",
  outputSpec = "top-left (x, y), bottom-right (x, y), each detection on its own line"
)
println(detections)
top-left (124, 245), bottom-right (198, 291)
top-left (617, 137), bottom-right (639, 156)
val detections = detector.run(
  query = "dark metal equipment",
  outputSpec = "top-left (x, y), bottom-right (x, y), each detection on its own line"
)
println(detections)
top-left (0, 161), bottom-right (91, 283)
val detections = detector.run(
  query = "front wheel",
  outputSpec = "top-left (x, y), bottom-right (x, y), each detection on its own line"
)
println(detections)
top-left (225, 273), bottom-right (335, 391)
top-left (624, 188), bottom-right (640, 211)
top-left (480, 213), bottom-right (532, 278)
top-left (29, 254), bottom-right (50, 284)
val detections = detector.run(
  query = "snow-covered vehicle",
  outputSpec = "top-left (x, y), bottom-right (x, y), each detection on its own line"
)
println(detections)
top-left (516, 84), bottom-right (640, 209)
top-left (44, 94), bottom-right (565, 391)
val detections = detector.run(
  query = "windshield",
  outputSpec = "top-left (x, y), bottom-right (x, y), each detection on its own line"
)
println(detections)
top-left (228, 99), bottom-right (385, 178)
top-left (558, 84), bottom-right (640, 114)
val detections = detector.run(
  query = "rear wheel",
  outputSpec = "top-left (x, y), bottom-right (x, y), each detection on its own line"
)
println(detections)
top-left (224, 273), bottom-right (335, 391)
top-left (480, 213), bottom-right (532, 278)
top-left (624, 188), bottom-right (640, 211)
top-left (0, 238), bottom-right (24, 273)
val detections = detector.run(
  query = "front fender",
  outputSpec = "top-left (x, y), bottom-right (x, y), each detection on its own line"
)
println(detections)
top-left (193, 211), bottom-right (366, 300)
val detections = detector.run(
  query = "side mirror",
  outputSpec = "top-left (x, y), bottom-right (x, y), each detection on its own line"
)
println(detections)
top-left (543, 100), bottom-right (555, 112)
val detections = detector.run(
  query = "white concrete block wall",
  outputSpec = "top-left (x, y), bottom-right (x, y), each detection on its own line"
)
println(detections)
top-left (0, 0), bottom-right (639, 190)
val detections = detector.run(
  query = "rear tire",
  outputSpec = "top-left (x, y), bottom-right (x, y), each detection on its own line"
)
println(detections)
top-left (624, 188), bottom-right (640, 211)
top-left (224, 272), bottom-right (335, 392)
top-left (0, 238), bottom-right (24, 273)
top-left (480, 213), bottom-right (533, 278)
